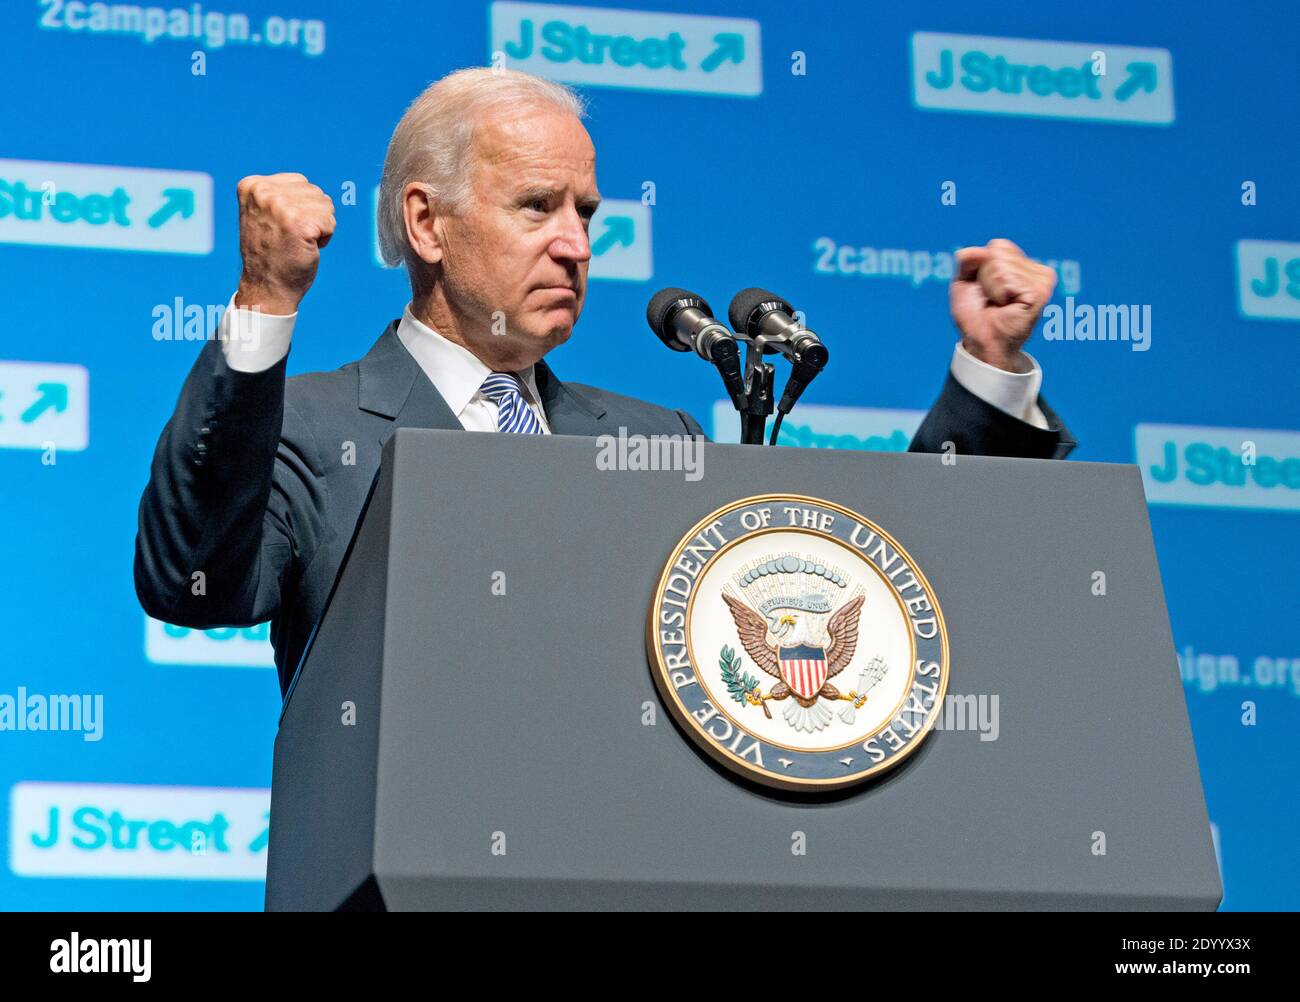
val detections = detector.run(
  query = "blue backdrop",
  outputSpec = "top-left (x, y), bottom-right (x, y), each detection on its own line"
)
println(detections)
top-left (1, 0), bottom-right (1296, 910)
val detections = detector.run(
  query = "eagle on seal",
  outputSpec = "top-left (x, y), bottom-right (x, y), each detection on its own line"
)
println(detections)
top-left (722, 592), bottom-right (867, 728)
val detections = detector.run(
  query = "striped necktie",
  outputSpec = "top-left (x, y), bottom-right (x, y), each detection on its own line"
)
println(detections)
top-left (479, 372), bottom-right (545, 434)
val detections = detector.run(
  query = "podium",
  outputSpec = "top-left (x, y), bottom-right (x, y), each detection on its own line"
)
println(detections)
top-left (264, 429), bottom-right (1221, 911)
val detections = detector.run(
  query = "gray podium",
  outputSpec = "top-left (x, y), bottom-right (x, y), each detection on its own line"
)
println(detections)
top-left (264, 429), bottom-right (1221, 911)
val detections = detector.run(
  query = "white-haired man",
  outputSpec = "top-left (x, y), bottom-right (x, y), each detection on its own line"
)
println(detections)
top-left (135, 68), bottom-right (1073, 697)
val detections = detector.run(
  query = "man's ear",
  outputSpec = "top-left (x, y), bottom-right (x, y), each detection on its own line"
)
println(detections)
top-left (402, 182), bottom-right (444, 266)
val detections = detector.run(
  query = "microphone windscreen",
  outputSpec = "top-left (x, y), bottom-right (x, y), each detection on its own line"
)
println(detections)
top-left (728, 287), bottom-right (794, 335)
top-left (646, 287), bottom-right (711, 349)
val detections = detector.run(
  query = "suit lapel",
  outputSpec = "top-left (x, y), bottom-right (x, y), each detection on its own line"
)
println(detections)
top-left (534, 358), bottom-right (607, 437)
top-left (358, 322), bottom-right (461, 448)
top-left (357, 322), bottom-right (609, 442)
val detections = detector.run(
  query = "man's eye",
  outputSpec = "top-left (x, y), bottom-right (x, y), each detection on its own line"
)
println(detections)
top-left (526, 198), bottom-right (547, 212)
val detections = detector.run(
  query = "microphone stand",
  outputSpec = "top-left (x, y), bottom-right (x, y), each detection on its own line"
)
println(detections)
top-left (736, 333), bottom-right (777, 446)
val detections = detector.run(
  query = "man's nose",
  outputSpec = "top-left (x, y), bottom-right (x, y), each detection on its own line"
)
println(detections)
top-left (549, 206), bottom-right (592, 263)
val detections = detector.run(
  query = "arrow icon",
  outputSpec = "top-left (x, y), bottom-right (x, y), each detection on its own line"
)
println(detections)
top-left (147, 188), bottom-right (195, 228)
top-left (20, 383), bottom-right (67, 423)
top-left (700, 32), bottom-right (744, 73)
top-left (1114, 62), bottom-right (1157, 102)
top-left (248, 812), bottom-right (270, 853)
top-left (590, 216), bottom-right (635, 256)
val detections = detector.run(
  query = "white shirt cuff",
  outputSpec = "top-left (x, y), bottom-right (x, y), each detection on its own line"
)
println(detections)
top-left (219, 293), bottom-right (296, 373)
top-left (949, 342), bottom-right (1049, 430)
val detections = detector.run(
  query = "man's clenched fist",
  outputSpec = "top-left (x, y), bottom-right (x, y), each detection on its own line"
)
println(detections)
top-left (949, 238), bottom-right (1057, 372)
top-left (234, 173), bottom-right (335, 316)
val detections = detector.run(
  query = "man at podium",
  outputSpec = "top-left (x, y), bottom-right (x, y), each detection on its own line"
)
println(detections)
top-left (134, 67), bottom-right (1073, 696)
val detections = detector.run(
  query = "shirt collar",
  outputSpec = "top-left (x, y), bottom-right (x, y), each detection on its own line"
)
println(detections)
top-left (395, 304), bottom-right (543, 419)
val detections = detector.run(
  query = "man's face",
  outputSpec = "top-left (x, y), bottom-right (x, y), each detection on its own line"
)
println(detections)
top-left (436, 108), bottom-right (600, 359)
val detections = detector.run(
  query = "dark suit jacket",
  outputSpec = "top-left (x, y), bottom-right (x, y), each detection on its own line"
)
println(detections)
top-left (135, 320), bottom-right (1075, 696)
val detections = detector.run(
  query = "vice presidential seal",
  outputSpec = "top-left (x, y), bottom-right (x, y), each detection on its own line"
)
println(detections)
top-left (646, 494), bottom-right (949, 791)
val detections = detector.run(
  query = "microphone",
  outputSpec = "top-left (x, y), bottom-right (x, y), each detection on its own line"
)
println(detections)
top-left (647, 288), bottom-right (747, 410)
top-left (727, 288), bottom-right (827, 363)
top-left (727, 288), bottom-right (829, 417)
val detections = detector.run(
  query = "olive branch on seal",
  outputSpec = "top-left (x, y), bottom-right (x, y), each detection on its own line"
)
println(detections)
top-left (719, 645), bottom-right (761, 707)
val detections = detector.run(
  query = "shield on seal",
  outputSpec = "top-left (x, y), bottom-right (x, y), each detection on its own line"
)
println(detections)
top-left (779, 644), bottom-right (828, 700)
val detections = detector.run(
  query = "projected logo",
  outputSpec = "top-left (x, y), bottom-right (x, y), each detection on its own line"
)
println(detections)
top-left (490, 2), bottom-right (761, 96)
top-left (911, 32), bottom-right (1174, 125)
top-left (1136, 423), bottom-right (1300, 511)
top-left (1236, 240), bottom-right (1300, 321)
top-left (812, 239), bottom-right (1083, 296)
top-left (0, 159), bottom-right (211, 254)
top-left (35, 4), bottom-right (327, 57)
top-left (10, 782), bottom-right (270, 880)
top-left (587, 199), bottom-right (651, 281)
top-left (145, 616), bottom-right (275, 668)
top-left (0, 360), bottom-right (88, 452)
top-left (711, 402), bottom-right (924, 451)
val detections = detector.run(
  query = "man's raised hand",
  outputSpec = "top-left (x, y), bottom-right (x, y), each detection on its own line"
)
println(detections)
top-left (234, 173), bottom-right (336, 316)
top-left (950, 238), bottom-right (1057, 372)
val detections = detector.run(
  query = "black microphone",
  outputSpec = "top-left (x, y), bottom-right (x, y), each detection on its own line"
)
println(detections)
top-left (728, 288), bottom-right (827, 362)
top-left (727, 288), bottom-right (829, 416)
top-left (647, 287), bottom-right (747, 410)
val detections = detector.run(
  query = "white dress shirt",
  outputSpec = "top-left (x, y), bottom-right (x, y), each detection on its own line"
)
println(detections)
top-left (218, 297), bottom-right (1046, 433)
top-left (948, 341), bottom-right (1048, 429)
top-left (393, 307), bottom-right (550, 433)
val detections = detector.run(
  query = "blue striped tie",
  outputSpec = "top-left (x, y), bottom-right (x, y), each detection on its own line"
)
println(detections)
top-left (479, 372), bottom-right (545, 434)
